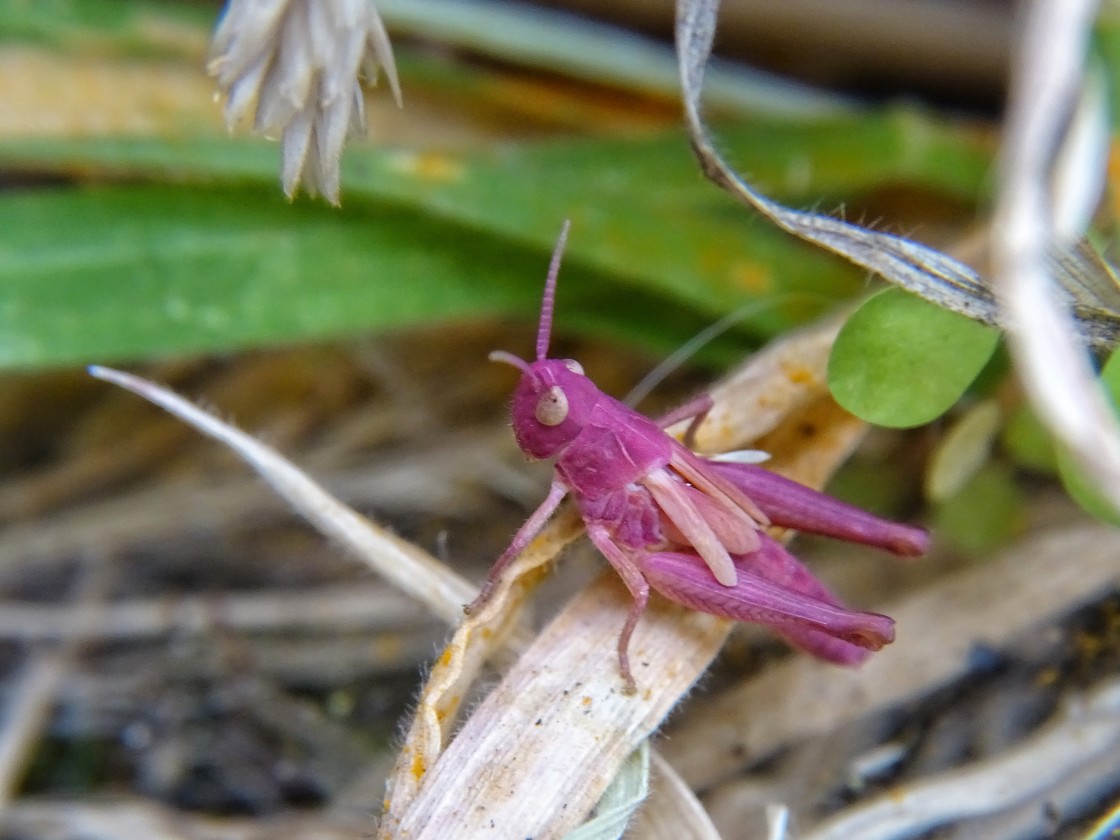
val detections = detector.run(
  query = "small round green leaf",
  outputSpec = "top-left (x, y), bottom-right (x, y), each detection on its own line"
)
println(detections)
top-left (828, 288), bottom-right (1000, 428)
top-left (934, 462), bottom-right (1026, 555)
top-left (1001, 404), bottom-right (1058, 474)
top-left (1057, 346), bottom-right (1120, 524)
top-left (1058, 447), bottom-right (1120, 525)
top-left (925, 399), bottom-right (1002, 502)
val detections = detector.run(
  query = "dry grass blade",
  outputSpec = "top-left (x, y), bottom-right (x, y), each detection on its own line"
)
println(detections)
top-left (675, 0), bottom-right (1120, 350)
top-left (2, 797), bottom-right (370, 840)
top-left (0, 428), bottom-right (509, 582)
top-left (676, 0), bottom-right (993, 328)
top-left (990, 0), bottom-right (1120, 512)
top-left (0, 656), bottom-right (70, 810)
top-left (0, 563), bottom-right (109, 812)
top-left (804, 678), bottom-right (1120, 840)
top-left (0, 583), bottom-right (432, 643)
top-left (87, 366), bottom-right (475, 624)
top-left (380, 503), bottom-right (585, 822)
top-left (386, 578), bottom-right (727, 838)
top-left (381, 319), bottom-right (870, 837)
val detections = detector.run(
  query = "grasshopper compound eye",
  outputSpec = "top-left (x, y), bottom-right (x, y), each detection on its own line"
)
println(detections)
top-left (535, 386), bottom-right (569, 426)
top-left (563, 359), bottom-right (584, 375)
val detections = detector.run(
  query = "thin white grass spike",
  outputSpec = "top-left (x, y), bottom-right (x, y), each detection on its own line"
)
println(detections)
top-left (86, 366), bottom-right (474, 624)
top-left (991, 0), bottom-right (1120, 514)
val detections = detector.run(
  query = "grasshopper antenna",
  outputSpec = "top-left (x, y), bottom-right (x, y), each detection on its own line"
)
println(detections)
top-left (537, 220), bottom-right (571, 361)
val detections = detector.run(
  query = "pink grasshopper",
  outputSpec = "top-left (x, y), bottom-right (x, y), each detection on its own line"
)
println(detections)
top-left (468, 222), bottom-right (928, 692)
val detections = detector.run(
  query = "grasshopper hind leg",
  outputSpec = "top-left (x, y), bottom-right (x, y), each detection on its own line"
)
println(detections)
top-left (586, 523), bottom-right (650, 694)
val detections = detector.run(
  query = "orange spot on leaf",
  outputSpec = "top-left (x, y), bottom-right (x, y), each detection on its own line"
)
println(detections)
top-left (388, 150), bottom-right (465, 183)
top-left (410, 751), bottom-right (426, 781)
top-left (729, 262), bottom-right (773, 294)
top-left (780, 361), bottom-right (818, 386)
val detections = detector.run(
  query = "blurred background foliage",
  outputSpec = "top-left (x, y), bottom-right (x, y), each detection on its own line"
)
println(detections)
top-left (0, 0), bottom-right (1000, 370)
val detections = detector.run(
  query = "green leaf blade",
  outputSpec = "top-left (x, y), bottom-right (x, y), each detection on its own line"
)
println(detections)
top-left (0, 186), bottom-right (549, 367)
top-left (1056, 347), bottom-right (1120, 523)
top-left (828, 288), bottom-right (1000, 428)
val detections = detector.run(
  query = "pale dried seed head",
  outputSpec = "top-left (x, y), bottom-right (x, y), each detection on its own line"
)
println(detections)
top-left (208, 0), bottom-right (402, 204)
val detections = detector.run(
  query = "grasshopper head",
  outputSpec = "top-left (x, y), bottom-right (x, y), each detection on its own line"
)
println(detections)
top-left (491, 353), bottom-right (600, 459)
top-left (492, 220), bottom-right (604, 458)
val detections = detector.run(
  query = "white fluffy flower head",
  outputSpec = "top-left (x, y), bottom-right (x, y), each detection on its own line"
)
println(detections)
top-left (209, 0), bottom-right (401, 204)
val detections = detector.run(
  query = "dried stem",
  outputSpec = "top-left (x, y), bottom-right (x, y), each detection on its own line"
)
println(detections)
top-left (990, 0), bottom-right (1120, 512)
top-left (88, 367), bottom-right (476, 625)
top-left (805, 678), bottom-right (1120, 840)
